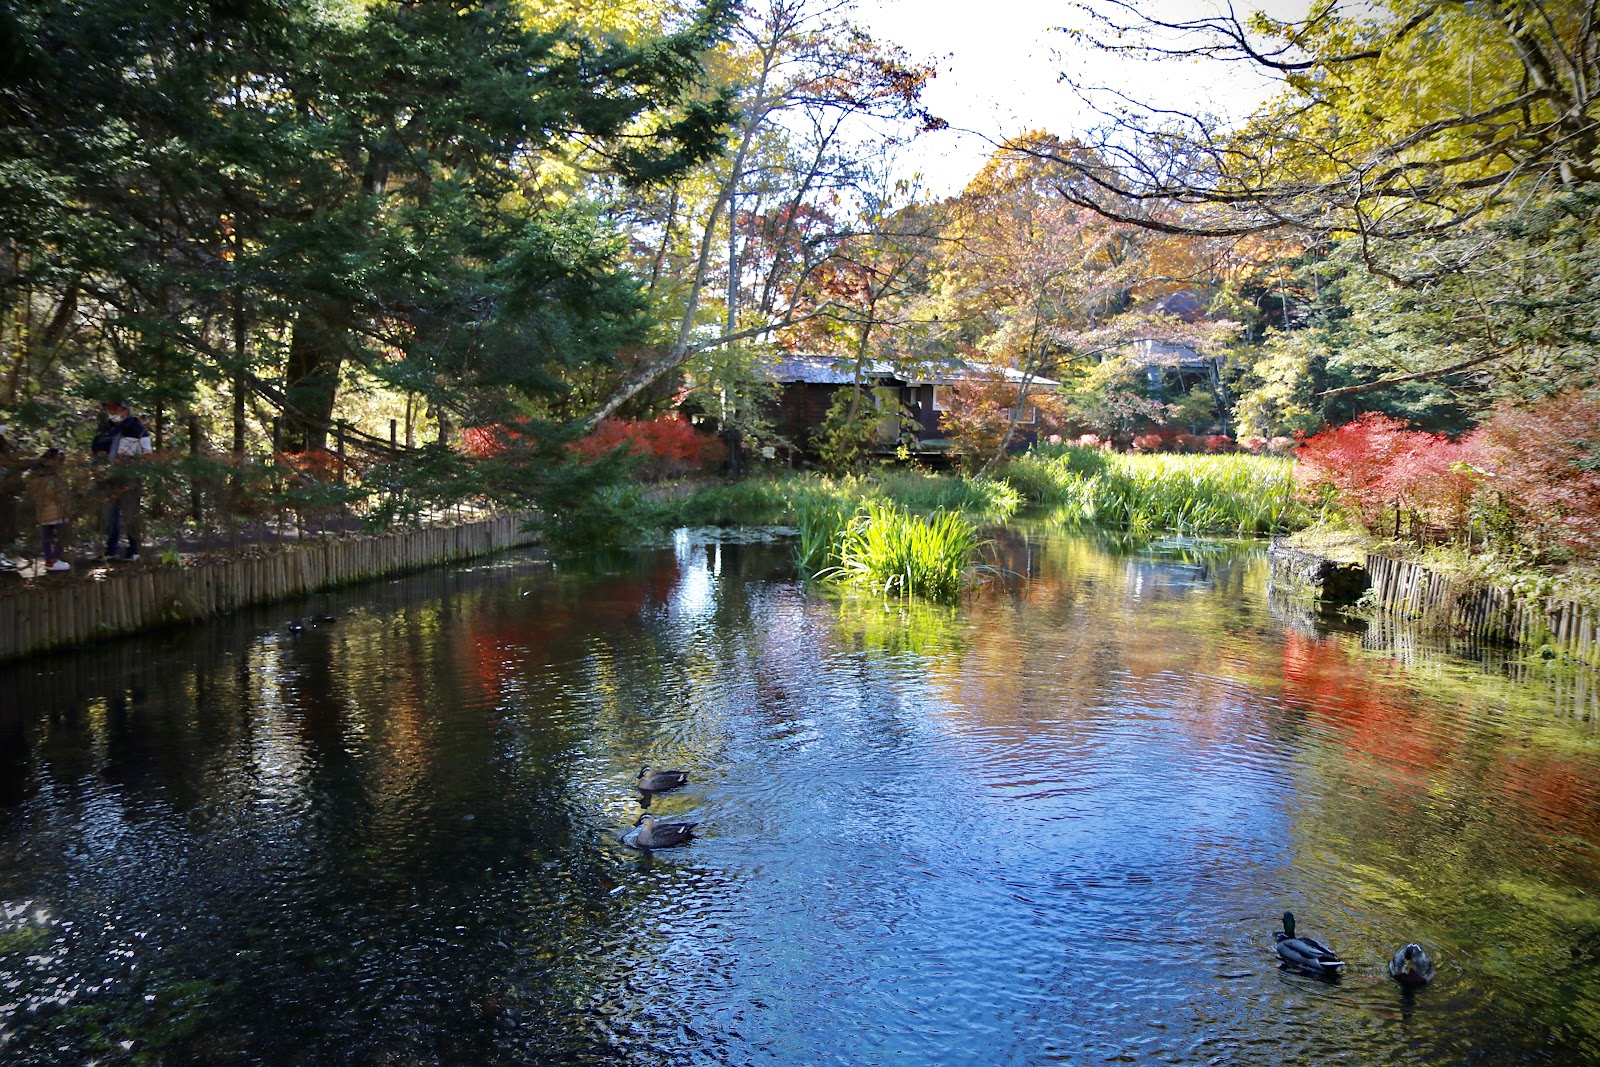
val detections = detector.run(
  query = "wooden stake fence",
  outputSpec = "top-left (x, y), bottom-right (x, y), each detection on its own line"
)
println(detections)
top-left (0, 514), bottom-right (537, 662)
top-left (1366, 552), bottom-right (1599, 669)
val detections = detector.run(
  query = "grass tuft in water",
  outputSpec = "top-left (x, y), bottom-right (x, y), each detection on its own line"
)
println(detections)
top-left (815, 501), bottom-right (984, 603)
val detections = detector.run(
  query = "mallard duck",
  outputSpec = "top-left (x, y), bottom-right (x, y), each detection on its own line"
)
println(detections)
top-left (1274, 911), bottom-right (1345, 976)
top-left (629, 813), bottom-right (697, 849)
top-left (1389, 943), bottom-right (1435, 986)
top-left (636, 766), bottom-right (689, 792)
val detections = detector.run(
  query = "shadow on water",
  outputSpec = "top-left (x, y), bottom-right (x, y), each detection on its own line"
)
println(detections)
top-left (1, 530), bottom-right (1599, 1064)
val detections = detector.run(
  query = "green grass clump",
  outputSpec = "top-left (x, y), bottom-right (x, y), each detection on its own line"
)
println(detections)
top-left (795, 497), bottom-right (853, 575)
top-left (1024, 451), bottom-right (1306, 535)
top-left (667, 475), bottom-right (829, 526)
top-left (817, 501), bottom-right (983, 602)
top-left (660, 471), bottom-right (1019, 529)
top-left (870, 470), bottom-right (1022, 518)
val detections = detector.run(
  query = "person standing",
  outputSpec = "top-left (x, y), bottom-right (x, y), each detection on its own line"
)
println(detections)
top-left (100, 400), bottom-right (151, 561)
top-left (27, 448), bottom-right (70, 572)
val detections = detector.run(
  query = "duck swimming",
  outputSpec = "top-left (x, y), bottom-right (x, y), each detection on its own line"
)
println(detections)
top-left (1389, 943), bottom-right (1435, 986)
top-left (629, 813), bottom-right (697, 849)
top-left (636, 767), bottom-right (689, 792)
top-left (1274, 911), bottom-right (1345, 976)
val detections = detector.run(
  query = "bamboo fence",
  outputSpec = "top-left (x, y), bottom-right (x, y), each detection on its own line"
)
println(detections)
top-left (0, 514), bottom-right (537, 662)
top-left (1366, 552), bottom-right (1599, 668)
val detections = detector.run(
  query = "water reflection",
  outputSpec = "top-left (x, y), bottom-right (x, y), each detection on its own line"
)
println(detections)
top-left (1, 531), bottom-right (1598, 1064)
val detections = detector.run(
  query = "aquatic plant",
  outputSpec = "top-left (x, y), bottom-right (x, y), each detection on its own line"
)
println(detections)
top-left (820, 501), bottom-right (984, 603)
top-left (795, 497), bottom-right (853, 575)
top-left (870, 471), bottom-right (1021, 519)
top-left (663, 471), bottom-right (1018, 530)
top-left (1023, 451), bottom-right (1305, 535)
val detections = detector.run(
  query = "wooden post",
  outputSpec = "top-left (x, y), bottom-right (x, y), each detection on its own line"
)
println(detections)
top-left (336, 422), bottom-right (347, 533)
top-left (188, 414), bottom-right (204, 525)
top-left (390, 418), bottom-right (397, 449)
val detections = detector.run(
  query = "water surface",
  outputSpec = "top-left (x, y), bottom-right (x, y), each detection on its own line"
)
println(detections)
top-left (2, 527), bottom-right (1598, 1064)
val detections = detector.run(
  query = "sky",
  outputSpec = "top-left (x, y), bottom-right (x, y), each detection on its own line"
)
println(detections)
top-left (850, 0), bottom-right (1304, 197)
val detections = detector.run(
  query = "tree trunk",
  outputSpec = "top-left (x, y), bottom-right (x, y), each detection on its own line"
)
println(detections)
top-left (284, 301), bottom-right (349, 451)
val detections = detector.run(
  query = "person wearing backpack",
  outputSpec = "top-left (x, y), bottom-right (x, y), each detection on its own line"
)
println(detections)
top-left (99, 400), bottom-right (151, 561)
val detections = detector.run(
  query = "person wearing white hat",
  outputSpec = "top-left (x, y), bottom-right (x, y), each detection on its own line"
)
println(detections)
top-left (99, 400), bottom-right (152, 561)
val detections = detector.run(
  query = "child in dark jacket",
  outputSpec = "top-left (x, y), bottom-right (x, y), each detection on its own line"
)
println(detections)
top-left (27, 448), bottom-right (70, 572)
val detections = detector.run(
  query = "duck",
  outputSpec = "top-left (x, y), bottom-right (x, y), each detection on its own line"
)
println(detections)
top-left (1274, 911), bottom-right (1345, 976)
top-left (636, 766), bottom-right (689, 792)
top-left (1389, 942), bottom-right (1435, 986)
top-left (629, 813), bottom-right (697, 849)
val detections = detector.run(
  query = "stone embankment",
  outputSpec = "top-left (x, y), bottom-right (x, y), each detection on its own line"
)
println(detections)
top-left (1269, 540), bottom-right (1599, 668)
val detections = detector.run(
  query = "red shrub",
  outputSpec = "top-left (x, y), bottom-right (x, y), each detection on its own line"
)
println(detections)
top-left (572, 416), bottom-right (717, 478)
top-left (1204, 435), bottom-right (1236, 453)
top-left (461, 421), bottom-right (537, 458)
top-left (276, 448), bottom-right (354, 483)
top-left (1475, 390), bottom-right (1600, 558)
top-left (1131, 433), bottom-right (1165, 453)
top-left (1174, 433), bottom-right (1208, 453)
top-left (1295, 413), bottom-right (1482, 535)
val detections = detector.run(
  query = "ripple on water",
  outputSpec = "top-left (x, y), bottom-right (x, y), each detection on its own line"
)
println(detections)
top-left (2, 537), bottom-right (1600, 1065)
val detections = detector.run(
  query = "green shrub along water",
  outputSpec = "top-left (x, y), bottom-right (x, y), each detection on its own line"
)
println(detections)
top-left (1000, 451), bottom-right (1306, 535)
top-left (660, 471), bottom-right (1020, 529)
top-left (812, 501), bottom-right (983, 603)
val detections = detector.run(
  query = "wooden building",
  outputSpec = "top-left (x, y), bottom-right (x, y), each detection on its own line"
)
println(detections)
top-left (762, 354), bottom-right (1059, 462)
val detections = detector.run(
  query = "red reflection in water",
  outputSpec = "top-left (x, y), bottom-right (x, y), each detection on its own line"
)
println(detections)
top-left (451, 562), bottom-right (680, 706)
top-left (1281, 630), bottom-right (1600, 845)
top-left (1281, 631), bottom-right (1451, 776)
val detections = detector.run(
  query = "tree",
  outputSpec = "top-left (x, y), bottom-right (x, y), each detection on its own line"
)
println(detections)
top-left (931, 136), bottom-right (1238, 467)
top-left (1, 0), bottom-right (735, 457)
top-left (588, 0), bottom-right (939, 426)
top-left (1041, 0), bottom-right (1600, 409)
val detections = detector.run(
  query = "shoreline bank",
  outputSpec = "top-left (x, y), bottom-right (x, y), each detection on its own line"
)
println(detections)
top-left (0, 513), bottom-right (538, 662)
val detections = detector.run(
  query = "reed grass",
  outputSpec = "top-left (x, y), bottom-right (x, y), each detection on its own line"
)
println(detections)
top-left (1008, 451), bottom-right (1306, 535)
top-left (795, 498), bottom-right (853, 575)
top-left (816, 501), bottom-right (983, 603)
top-left (663, 471), bottom-right (1019, 529)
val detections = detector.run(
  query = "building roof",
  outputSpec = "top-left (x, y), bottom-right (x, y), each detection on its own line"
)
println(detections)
top-left (1124, 339), bottom-right (1215, 370)
top-left (761, 354), bottom-right (893, 384)
top-left (763, 353), bottom-right (1059, 388)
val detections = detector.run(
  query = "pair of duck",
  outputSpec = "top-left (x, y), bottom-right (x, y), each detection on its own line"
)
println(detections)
top-left (1275, 911), bottom-right (1435, 986)
top-left (628, 766), bottom-right (697, 849)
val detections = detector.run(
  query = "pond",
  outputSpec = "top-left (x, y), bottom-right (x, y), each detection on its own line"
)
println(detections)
top-left (2, 526), bottom-right (1599, 1065)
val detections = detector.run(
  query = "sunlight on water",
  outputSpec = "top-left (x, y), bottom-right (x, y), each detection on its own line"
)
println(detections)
top-left (1, 528), bottom-right (1598, 1065)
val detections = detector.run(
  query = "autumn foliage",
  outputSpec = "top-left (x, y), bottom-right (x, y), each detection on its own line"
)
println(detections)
top-left (942, 376), bottom-right (1064, 469)
top-left (276, 448), bottom-right (357, 484)
top-left (1130, 430), bottom-right (1237, 454)
top-left (571, 416), bottom-right (720, 478)
top-left (1473, 391), bottom-right (1600, 558)
top-left (1295, 392), bottom-right (1600, 560)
